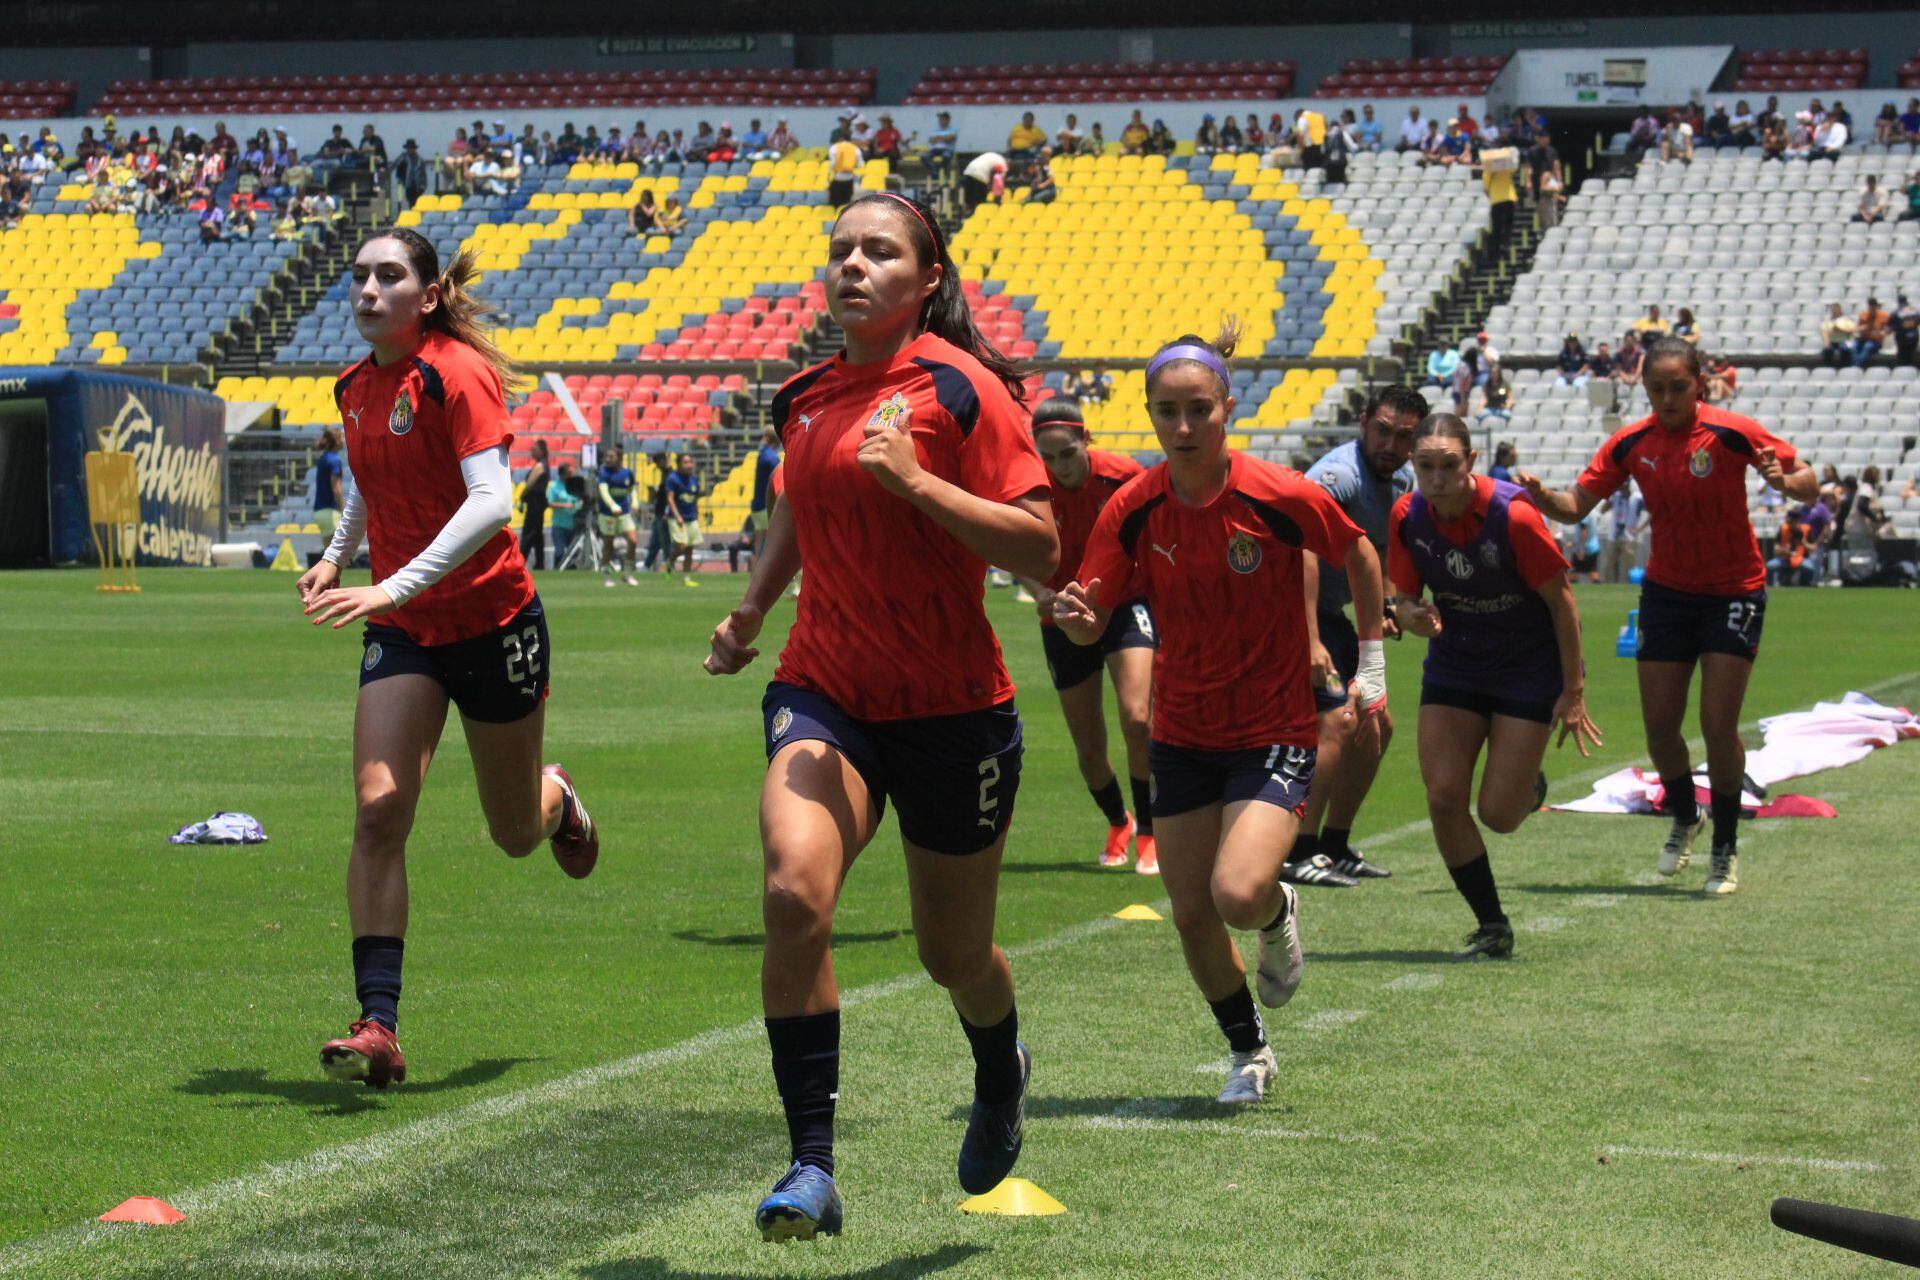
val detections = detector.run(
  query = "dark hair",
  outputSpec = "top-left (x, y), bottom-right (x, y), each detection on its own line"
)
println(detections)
top-left (1030, 394), bottom-right (1085, 435)
top-left (1415, 412), bottom-right (1474, 451)
top-left (838, 193), bottom-right (1026, 403)
top-left (361, 226), bottom-right (518, 390)
top-left (1493, 440), bottom-right (1516, 464)
top-left (530, 438), bottom-right (548, 460)
top-left (1643, 335), bottom-right (1703, 378)
top-left (1145, 317), bottom-right (1243, 395)
top-left (1362, 384), bottom-right (1430, 424)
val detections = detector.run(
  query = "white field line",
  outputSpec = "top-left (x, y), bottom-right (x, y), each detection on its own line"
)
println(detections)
top-left (0, 905), bottom-right (1158, 1276)
top-left (1382, 972), bottom-right (1444, 992)
top-left (1298, 1008), bottom-right (1371, 1031)
top-left (1517, 915), bottom-right (1574, 933)
top-left (1600, 1144), bottom-right (1887, 1174)
top-left (1075, 1114), bottom-right (1380, 1145)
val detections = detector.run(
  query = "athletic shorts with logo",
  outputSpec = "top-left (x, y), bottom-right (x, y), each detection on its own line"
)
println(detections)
top-left (761, 681), bottom-right (1023, 855)
top-left (1148, 740), bottom-right (1317, 819)
top-left (1039, 597), bottom-right (1157, 691)
top-left (1636, 579), bottom-right (1767, 663)
top-left (360, 596), bottom-right (550, 723)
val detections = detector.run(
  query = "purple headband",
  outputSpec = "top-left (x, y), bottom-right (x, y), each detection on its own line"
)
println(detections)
top-left (1145, 343), bottom-right (1230, 389)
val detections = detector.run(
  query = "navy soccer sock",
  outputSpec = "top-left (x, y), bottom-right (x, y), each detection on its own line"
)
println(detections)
top-left (351, 935), bottom-right (404, 1032)
top-left (1130, 776), bottom-right (1154, 836)
top-left (1090, 777), bottom-right (1127, 827)
top-left (1208, 984), bottom-right (1267, 1053)
top-left (767, 1010), bottom-right (840, 1176)
top-left (958, 1002), bottom-right (1022, 1105)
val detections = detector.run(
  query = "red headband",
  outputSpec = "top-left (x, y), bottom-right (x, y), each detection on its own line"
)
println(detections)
top-left (878, 191), bottom-right (939, 250)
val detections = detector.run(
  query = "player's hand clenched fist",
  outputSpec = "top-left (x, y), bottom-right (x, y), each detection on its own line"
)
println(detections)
top-left (856, 420), bottom-right (924, 497)
top-left (705, 602), bottom-right (765, 675)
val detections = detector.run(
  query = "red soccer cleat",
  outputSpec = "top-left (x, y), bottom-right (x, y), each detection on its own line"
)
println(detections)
top-left (320, 1018), bottom-right (406, 1088)
top-left (1101, 814), bottom-right (1135, 867)
top-left (1134, 833), bottom-right (1160, 876)
top-left (543, 764), bottom-right (599, 879)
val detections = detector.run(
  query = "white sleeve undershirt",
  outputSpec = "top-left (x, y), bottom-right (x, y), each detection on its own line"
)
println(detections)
top-left (323, 446), bottom-right (514, 608)
top-left (321, 473), bottom-right (368, 567)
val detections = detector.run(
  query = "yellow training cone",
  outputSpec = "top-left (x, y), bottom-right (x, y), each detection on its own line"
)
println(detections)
top-left (270, 539), bottom-right (300, 572)
top-left (1111, 904), bottom-right (1163, 922)
top-left (958, 1178), bottom-right (1066, 1216)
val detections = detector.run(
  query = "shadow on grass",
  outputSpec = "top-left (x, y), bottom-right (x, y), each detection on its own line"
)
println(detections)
top-left (673, 928), bottom-right (913, 948)
top-left (947, 1095), bottom-right (1232, 1123)
top-left (581, 1242), bottom-right (988, 1280)
top-left (178, 1056), bottom-right (536, 1114)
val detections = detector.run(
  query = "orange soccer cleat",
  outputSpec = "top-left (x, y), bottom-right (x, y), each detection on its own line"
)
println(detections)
top-left (320, 1018), bottom-right (406, 1089)
top-left (1101, 814), bottom-right (1136, 867)
top-left (1134, 833), bottom-right (1160, 876)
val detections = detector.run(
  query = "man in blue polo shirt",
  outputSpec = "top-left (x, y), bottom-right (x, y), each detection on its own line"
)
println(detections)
top-left (749, 426), bottom-right (782, 560)
top-left (1284, 384), bottom-right (1428, 888)
top-left (597, 445), bottom-right (640, 587)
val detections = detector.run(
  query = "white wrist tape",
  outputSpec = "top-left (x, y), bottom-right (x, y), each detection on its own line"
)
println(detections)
top-left (1354, 639), bottom-right (1388, 712)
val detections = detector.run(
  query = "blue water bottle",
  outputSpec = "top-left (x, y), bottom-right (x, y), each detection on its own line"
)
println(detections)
top-left (1616, 608), bottom-right (1639, 658)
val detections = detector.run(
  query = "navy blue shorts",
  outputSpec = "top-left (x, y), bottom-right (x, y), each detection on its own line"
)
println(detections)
top-left (762, 682), bottom-right (1023, 856)
top-left (1148, 740), bottom-right (1317, 819)
top-left (1039, 598), bottom-right (1157, 691)
top-left (1637, 580), bottom-right (1766, 664)
top-left (1421, 681), bottom-right (1557, 726)
top-left (360, 596), bottom-right (549, 724)
top-left (1313, 606), bottom-right (1359, 713)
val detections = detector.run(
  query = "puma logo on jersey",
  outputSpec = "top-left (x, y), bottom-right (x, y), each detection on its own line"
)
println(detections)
top-left (1638, 456), bottom-right (1658, 469)
top-left (1414, 537), bottom-right (1437, 556)
top-left (344, 406), bottom-right (365, 430)
top-left (796, 412), bottom-right (815, 432)
top-left (1152, 543), bottom-right (1178, 565)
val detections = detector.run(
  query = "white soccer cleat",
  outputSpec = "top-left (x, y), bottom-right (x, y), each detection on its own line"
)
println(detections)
top-left (1657, 814), bottom-right (1705, 876)
top-left (1255, 883), bottom-right (1304, 1007)
top-left (1703, 846), bottom-right (1739, 896)
top-left (1217, 1045), bottom-right (1279, 1104)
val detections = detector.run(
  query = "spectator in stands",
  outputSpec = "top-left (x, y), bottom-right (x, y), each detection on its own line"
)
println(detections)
top-left (1295, 106), bottom-right (1327, 170)
top-left (518, 440), bottom-right (551, 572)
top-left (826, 128), bottom-right (862, 207)
top-left (1147, 118), bottom-right (1174, 155)
top-left (1479, 368), bottom-right (1515, 424)
top-left (1704, 103), bottom-right (1731, 148)
top-left (583, 124), bottom-right (608, 157)
top-left (1854, 174), bottom-right (1888, 224)
top-left (1323, 112), bottom-right (1354, 184)
top-left (0, 169), bottom-right (27, 229)
top-left (629, 189), bottom-right (657, 236)
top-left (1705, 356), bottom-right (1738, 404)
top-left (1760, 115), bottom-right (1788, 162)
top-left (1671, 307), bottom-right (1699, 345)
top-left (1892, 293), bottom-right (1919, 365)
top-left (1852, 297), bottom-right (1890, 367)
top-left (1820, 302), bottom-right (1857, 367)
top-left (961, 150), bottom-right (1008, 210)
top-left (393, 139), bottom-right (428, 207)
top-left (1440, 118), bottom-right (1471, 166)
top-left (1766, 509), bottom-right (1810, 586)
top-left (1425, 344), bottom-right (1459, 391)
top-left (870, 115), bottom-right (905, 165)
top-left (1244, 114), bottom-right (1266, 153)
top-left (197, 198), bottom-right (224, 244)
top-left (1727, 100), bottom-right (1757, 148)
top-left (1193, 114), bottom-right (1221, 157)
top-left (1455, 103), bottom-right (1479, 139)
top-left (442, 126), bottom-right (472, 190)
top-left (767, 117), bottom-right (799, 156)
top-left (1898, 99), bottom-right (1920, 151)
top-left (1873, 102), bottom-right (1900, 146)
top-left (1026, 148), bottom-right (1057, 203)
top-left (547, 462), bottom-right (581, 568)
top-left (707, 125), bottom-right (739, 164)
top-left (1631, 303), bottom-right (1669, 340)
top-left (657, 196), bottom-right (687, 234)
top-left (1450, 347), bottom-right (1481, 414)
top-left (228, 201), bottom-right (257, 239)
top-left (640, 130), bottom-right (672, 173)
top-left (1354, 104), bottom-right (1382, 153)
top-left (1087, 122), bottom-right (1108, 154)
top-left (1417, 119), bottom-right (1445, 165)
top-left (1121, 110), bottom-right (1150, 156)
top-left (137, 166), bottom-right (176, 214)
top-left (1659, 110), bottom-right (1694, 164)
top-left (314, 123), bottom-right (353, 180)
top-left (1830, 100), bottom-right (1854, 131)
top-left (1557, 333), bottom-right (1589, 386)
top-left (1482, 144), bottom-right (1515, 244)
top-left (1397, 105), bottom-right (1426, 153)
top-left (1616, 332), bottom-right (1646, 386)
top-left (1008, 111), bottom-right (1046, 165)
top-left (1625, 110), bottom-right (1659, 163)
top-left (554, 122), bottom-right (583, 164)
top-left (355, 123), bottom-right (386, 171)
top-left (1811, 110), bottom-right (1848, 161)
top-left (925, 111), bottom-right (957, 179)
top-left (738, 118), bottom-right (768, 160)
top-left (1538, 159), bottom-right (1566, 229)
top-left (844, 109), bottom-right (873, 150)
top-left (1224, 114), bottom-right (1250, 153)
top-left (469, 148), bottom-right (505, 197)
top-left (1065, 367), bottom-right (1105, 404)
top-left (1488, 441), bottom-right (1517, 481)
top-left (1055, 113), bottom-right (1083, 156)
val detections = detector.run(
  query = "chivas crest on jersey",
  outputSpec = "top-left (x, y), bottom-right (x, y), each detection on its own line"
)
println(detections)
top-left (867, 391), bottom-right (911, 433)
top-left (1226, 531), bottom-right (1263, 574)
top-left (389, 393), bottom-right (415, 436)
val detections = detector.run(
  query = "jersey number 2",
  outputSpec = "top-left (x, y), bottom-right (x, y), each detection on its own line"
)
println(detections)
top-left (503, 625), bottom-right (544, 683)
top-left (977, 757), bottom-right (1003, 830)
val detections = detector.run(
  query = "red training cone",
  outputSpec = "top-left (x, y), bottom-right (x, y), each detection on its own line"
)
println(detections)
top-left (99, 1196), bottom-right (185, 1225)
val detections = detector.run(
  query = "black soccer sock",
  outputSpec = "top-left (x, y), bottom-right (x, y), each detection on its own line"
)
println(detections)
top-left (1089, 777), bottom-right (1127, 827)
top-left (767, 1010), bottom-right (840, 1176)
top-left (1661, 776), bottom-right (1699, 825)
top-left (1322, 825), bottom-right (1353, 858)
top-left (351, 935), bottom-right (404, 1033)
top-left (1710, 789), bottom-right (1742, 850)
top-left (1208, 984), bottom-right (1267, 1053)
top-left (1286, 830), bottom-right (1320, 864)
top-left (958, 1002), bottom-right (1022, 1106)
top-left (1130, 776), bottom-right (1154, 836)
top-left (1447, 855), bottom-right (1508, 927)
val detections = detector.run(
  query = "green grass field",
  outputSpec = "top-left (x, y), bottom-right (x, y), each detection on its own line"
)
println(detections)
top-left (2, 569), bottom-right (1916, 1279)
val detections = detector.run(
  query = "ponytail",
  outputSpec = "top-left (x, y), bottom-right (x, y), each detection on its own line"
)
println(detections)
top-left (839, 193), bottom-right (1028, 404)
top-left (362, 227), bottom-right (522, 393)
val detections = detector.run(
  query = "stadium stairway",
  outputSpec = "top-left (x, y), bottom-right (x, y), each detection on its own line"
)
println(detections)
top-left (1403, 191), bottom-right (1540, 380)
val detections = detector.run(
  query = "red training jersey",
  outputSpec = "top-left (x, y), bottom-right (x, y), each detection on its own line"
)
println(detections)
top-left (1078, 452), bottom-right (1365, 750)
top-left (334, 331), bottom-right (533, 646)
top-left (1041, 448), bottom-right (1144, 616)
top-left (1575, 405), bottom-right (1796, 596)
top-left (769, 331), bottom-right (1049, 721)
top-left (1387, 475), bottom-right (1567, 597)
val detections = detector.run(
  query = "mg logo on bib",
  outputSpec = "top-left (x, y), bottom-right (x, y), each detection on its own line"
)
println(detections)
top-left (1226, 531), bottom-right (1262, 574)
top-left (1445, 548), bottom-right (1475, 579)
top-left (389, 393), bottom-right (415, 436)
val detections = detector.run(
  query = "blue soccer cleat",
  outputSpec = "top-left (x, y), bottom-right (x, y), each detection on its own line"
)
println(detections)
top-left (957, 1040), bottom-right (1030, 1195)
top-left (755, 1162), bottom-right (843, 1242)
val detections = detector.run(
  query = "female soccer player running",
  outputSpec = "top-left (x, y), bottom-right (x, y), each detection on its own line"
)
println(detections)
top-left (295, 228), bottom-right (599, 1090)
top-left (1518, 338), bottom-right (1815, 894)
top-left (1017, 394), bottom-right (1160, 873)
top-left (704, 193), bottom-right (1057, 1241)
top-left (1389, 414), bottom-right (1603, 960)
top-left (1053, 324), bottom-right (1386, 1106)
